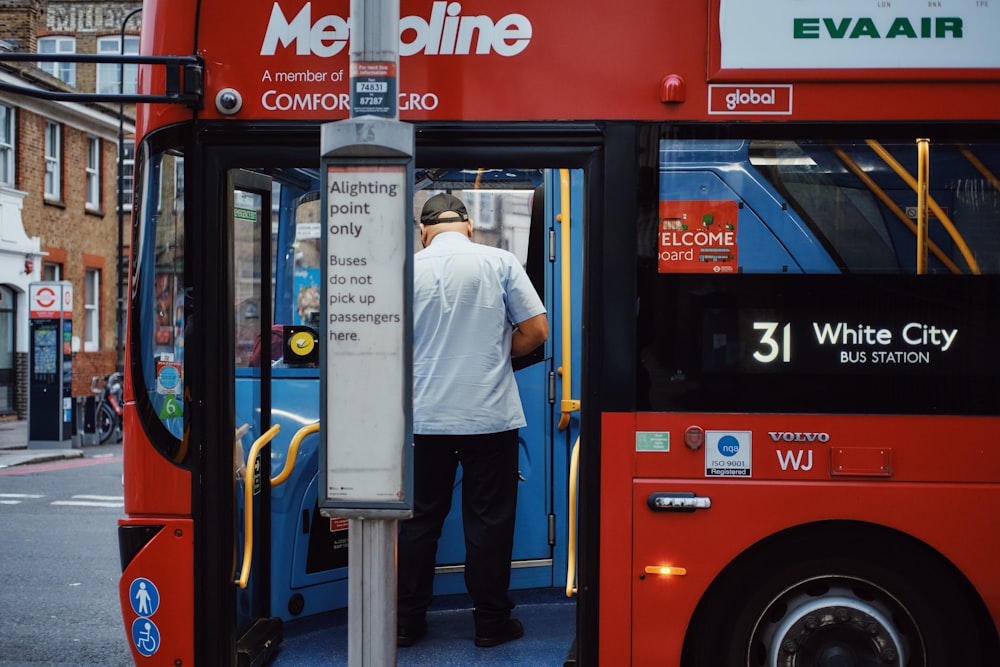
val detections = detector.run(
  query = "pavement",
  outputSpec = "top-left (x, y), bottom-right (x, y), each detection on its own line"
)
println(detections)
top-left (0, 419), bottom-right (116, 468)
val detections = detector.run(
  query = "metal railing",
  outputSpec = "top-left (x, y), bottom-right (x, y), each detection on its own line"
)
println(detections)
top-left (0, 52), bottom-right (203, 108)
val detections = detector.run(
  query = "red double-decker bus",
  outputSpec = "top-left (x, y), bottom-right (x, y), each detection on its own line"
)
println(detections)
top-left (111, 0), bottom-right (1000, 665)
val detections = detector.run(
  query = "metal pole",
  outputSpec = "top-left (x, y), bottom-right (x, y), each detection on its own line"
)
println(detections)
top-left (117, 7), bottom-right (141, 371)
top-left (350, 0), bottom-right (400, 121)
top-left (346, 1), bottom-right (401, 665)
top-left (347, 516), bottom-right (398, 666)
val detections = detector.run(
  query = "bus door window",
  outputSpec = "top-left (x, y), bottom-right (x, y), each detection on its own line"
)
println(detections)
top-left (233, 184), bottom-right (268, 371)
top-left (286, 191), bottom-right (322, 332)
top-left (254, 184), bottom-right (323, 368)
top-left (132, 145), bottom-right (187, 456)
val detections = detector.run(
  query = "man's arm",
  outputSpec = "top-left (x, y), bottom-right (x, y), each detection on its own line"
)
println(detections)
top-left (511, 313), bottom-right (548, 358)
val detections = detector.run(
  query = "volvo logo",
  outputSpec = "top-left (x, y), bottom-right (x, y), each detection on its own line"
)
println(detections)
top-left (768, 431), bottom-right (830, 443)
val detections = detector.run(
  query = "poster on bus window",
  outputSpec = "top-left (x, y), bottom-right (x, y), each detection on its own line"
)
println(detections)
top-left (658, 200), bottom-right (739, 274)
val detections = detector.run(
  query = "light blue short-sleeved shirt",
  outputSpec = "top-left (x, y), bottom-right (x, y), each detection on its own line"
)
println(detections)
top-left (413, 232), bottom-right (546, 435)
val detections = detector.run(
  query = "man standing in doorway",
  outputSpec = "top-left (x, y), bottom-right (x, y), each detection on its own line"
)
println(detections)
top-left (398, 192), bottom-right (548, 648)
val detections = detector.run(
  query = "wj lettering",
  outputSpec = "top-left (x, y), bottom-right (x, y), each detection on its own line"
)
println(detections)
top-left (776, 450), bottom-right (814, 471)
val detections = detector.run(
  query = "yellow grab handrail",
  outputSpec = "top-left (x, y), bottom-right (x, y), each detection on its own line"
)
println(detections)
top-left (832, 147), bottom-right (961, 274)
top-left (236, 424), bottom-right (280, 588)
top-left (960, 147), bottom-right (1000, 193)
top-left (916, 139), bottom-right (930, 274)
top-left (271, 422), bottom-right (318, 487)
top-left (557, 169), bottom-right (580, 430)
top-left (865, 139), bottom-right (980, 274)
top-left (565, 436), bottom-right (580, 597)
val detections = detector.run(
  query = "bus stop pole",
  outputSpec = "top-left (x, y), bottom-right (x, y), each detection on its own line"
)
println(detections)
top-left (348, 515), bottom-right (397, 666)
top-left (331, 0), bottom-right (412, 667)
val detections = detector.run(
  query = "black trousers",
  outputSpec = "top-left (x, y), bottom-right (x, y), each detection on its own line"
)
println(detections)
top-left (397, 430), bottom-right (519, 632)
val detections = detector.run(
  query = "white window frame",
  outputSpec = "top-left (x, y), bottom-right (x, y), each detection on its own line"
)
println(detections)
top-left (97, 36), bottom-right (140, 95)
top-left (84, 268), bottom-right (100, 352)
top-left (0, 105), bottom-right (13, 187)
top-left (86, 136), bottom-right (101, 210)
top-left (38, 36), bottom-right (76, 87)
top-left (44, 121), bottom-right (61, 200)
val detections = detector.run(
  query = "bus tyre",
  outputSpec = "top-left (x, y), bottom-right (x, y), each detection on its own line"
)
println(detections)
top-left (681, 524), bottom-right (988, 667)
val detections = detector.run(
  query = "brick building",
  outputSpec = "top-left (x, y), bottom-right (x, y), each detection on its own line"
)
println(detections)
top-left (0, 0), bottom-right (140, 419)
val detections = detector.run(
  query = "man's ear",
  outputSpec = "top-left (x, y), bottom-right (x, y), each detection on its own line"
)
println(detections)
top-left (466, 219), bottom-right (474, 238)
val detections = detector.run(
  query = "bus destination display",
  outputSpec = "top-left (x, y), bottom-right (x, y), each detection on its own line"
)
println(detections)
top-left (706, 308), bottom-right (991, 376)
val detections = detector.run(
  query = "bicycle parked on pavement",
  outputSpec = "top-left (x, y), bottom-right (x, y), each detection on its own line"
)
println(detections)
top-left (91, 372), bottom-right (123, 444)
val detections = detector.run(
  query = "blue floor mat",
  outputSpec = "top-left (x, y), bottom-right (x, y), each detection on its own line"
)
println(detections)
top-left (270, 588), bottom-right (576, 666)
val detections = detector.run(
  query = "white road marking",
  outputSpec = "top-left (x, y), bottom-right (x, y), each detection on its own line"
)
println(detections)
top-left (51, 494), bottom-right (124, 508)
top-left (0, 493), bottom-right (44, 504)
top-left (0, 493), bottom-right (124, 507)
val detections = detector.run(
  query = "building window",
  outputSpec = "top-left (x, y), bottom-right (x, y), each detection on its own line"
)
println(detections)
top-left (42, 262), bottom-right (62, 281)
top-left (85, 268), bottom-right (100, 351)
top-left (0, 105), bottom-right (13, 187)
top-left (120, 140), bottom-right (134, 211)
top-left (86, 136), bottom-right (101, 210)
top-left (38, 36), bottom-right (76, 87)
top-left (97, 36), bottom-right (140, 95)
top-left (44, 122), bottom-right (62, 200)
top-left (0, 285), bottom-right (14, 414)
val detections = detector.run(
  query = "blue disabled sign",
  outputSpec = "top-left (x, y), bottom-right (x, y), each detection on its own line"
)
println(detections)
top-left (131, 617), bottom-right (161, 657)
top-left (129, 577), bottom-right (160, 617)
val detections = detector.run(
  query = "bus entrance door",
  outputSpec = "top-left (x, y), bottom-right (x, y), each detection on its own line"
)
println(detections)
top-left (228, 169), bottom-right (284, 665)
top-left (415, 167), bottom-right (581, 595)
top-left (229, 165), bottom-right (348, 644)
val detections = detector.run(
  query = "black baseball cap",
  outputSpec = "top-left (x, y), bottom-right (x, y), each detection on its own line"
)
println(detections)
top-left (420, 193), bottom-right (469, 225)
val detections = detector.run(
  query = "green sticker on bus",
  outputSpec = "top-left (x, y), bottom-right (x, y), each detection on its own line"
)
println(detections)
top-left (159, 395), bottom-right (182, 419)
top-left (636, 432), bottom-right (670, 452)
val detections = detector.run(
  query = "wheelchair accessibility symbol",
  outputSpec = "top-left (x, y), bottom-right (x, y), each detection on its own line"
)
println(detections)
top-left (131, 617), bottom-right (160, 657)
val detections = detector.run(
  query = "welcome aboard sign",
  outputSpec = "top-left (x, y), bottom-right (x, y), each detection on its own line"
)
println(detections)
top-left (718, 0), bottom-right (999, 71)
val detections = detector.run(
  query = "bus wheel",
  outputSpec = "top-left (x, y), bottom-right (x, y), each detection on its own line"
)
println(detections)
top-left (682, 525), bottom-right (986, 666)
